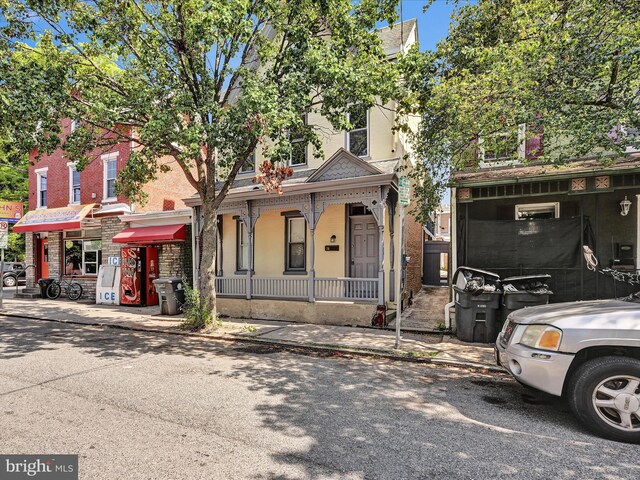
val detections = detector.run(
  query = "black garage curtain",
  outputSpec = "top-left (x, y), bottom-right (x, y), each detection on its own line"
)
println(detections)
top-left (466, 217), bottom-right (582, 269)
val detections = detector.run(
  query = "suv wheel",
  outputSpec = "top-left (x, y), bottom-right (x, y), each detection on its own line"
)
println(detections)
top-left (567, 356), bottom-right (640, 443)
top-left (3, 275), bottom-right (16, 287)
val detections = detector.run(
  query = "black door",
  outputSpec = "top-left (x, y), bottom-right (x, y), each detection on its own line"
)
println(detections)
top-left (423, 241), bottom-right (449, 286)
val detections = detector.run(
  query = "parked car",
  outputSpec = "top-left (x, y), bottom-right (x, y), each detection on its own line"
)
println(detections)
top-left (2, 262), bottom-right (26, 287)
top-left (496, 298), bottom-right (640, 443)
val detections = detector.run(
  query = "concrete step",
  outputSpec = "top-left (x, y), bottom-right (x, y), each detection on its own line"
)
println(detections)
top-left (14, 292), bottom-right (41, 299)
top-left (14, 287), bottom-right (42, 299)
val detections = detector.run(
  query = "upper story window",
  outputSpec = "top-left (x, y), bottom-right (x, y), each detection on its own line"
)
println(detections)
top-left (240, 151), bottom-right (255, 174)
top-left (480, 124), bottom-right (526, 167)
top-left (290, 115), bottom-right (308, 166)
top-left (102, 152), bottom-right (118, 201)
top-left (68, 163), bottom-right (81, 204)
top-left (35, 167), bottom-right (48, 209)
top-left (346, 105), bottom-right (369, 157)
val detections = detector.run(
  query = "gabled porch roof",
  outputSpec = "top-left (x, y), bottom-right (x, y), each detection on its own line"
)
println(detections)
top-left (183, 150), bottom-right (399, 207)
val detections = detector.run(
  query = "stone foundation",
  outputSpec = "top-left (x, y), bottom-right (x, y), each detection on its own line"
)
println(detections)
top-left (217, 297), bottom-right (378, 327)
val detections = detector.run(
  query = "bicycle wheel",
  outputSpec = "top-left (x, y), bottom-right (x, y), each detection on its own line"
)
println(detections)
top-left (68, 282), bottom-right (83, 301)
top-left (46, 282), bottom-right (61, 299)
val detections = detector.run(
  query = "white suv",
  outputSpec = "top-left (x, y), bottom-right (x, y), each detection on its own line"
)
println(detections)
top-left (496, 298), bottom-right (640, 443)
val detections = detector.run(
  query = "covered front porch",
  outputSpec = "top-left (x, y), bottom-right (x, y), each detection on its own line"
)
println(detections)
top-left (187, 149), bottom-right (403, 326)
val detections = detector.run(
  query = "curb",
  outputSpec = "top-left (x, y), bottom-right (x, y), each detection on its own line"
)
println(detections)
top-left (0, 312), bottom-right (505, 374)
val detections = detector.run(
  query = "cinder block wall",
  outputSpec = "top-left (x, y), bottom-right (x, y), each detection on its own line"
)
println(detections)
top-left (25, 233), bottom-right (35, 287)
top-left (101, 217), bottom-right (122, 263)
top-left (158, 226), bottom-right (193, 285)
top-left (48, 232), bottom-right (62, 278)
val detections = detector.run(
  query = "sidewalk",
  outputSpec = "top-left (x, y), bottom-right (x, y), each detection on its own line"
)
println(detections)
top-left (0, 297), bottom-right (501, 371)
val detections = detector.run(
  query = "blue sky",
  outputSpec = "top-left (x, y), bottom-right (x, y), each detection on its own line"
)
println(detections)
top-left (399, 0), bottom-right (459, 51)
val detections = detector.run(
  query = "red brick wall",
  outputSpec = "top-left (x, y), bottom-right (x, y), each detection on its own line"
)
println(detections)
top-left (28, 121), bottom-right (196, 212)
top-left (28, 119), bottom-right (131, 210)
top-left (138, 155), bottom-right (197, 212)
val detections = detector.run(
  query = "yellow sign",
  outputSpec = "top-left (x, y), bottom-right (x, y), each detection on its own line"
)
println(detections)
top-left (0, 201), bottom-right (23, 223)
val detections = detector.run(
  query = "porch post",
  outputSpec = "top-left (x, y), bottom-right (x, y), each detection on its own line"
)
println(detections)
top-left (388, 200), bottom-right (396, 302)
top-left (308, 193), bottom-right (316, 303)
top-left (377, 189), bottom-right (386, 305)
top-left (246, 201), bottom-right (254, 300)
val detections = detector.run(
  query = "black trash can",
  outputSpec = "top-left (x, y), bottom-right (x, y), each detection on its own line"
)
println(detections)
top-left (38, 278), bottom-right (55, 298)
top-left (501, 274), bottom-right (552, 323)
top-left (453, 267), bottom-right (502, 343)
top-left (153, 278), bottom-right (186, 315)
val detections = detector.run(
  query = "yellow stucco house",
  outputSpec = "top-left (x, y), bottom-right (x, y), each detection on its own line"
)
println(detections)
top-left (185, 19), bottom-right (424, 326)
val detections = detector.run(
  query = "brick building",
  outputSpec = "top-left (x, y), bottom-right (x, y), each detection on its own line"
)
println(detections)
top-left (16, 118), bottom-right (196, 300)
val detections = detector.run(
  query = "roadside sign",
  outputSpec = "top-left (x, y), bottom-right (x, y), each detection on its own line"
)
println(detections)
top-left (399, 177), bottom-right (410, 207)
top-left (0, 221), bottom-right (8, 249)
top-left (0, 202), bottom-right (23, 223)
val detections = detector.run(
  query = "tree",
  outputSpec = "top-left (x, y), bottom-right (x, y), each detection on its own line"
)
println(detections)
top-left (400, 0), bottom-right (640, 220)
top-left (0, 0), bottom-right (400, 323)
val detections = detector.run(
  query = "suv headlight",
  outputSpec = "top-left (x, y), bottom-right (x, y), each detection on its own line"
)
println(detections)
top-left (518, 325), bottom-right (562, 351)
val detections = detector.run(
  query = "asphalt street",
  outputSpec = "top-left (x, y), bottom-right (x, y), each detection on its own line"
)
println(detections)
top-left (0, 316), bottom-right (638, 480)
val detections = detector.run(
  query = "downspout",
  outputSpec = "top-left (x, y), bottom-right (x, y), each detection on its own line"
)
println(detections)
top-left (446, 187), bottom-right (457, 329)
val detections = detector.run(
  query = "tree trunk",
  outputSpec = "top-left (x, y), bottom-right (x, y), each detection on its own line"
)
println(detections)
top-left (199, 195), bottom-right (218, 322)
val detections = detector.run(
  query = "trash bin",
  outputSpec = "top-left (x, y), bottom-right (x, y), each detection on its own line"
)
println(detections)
top-left (501, 274), bottom-right (553, 323)
top-left (152, 278), bottom-right (185, 315)
top-left (453, 267), bottom-right (502, 343)
top-left (38, 278), bottom-right (55, 298)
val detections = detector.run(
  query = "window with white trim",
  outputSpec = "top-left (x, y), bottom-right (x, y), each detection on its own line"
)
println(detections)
top-left (346, 105), bottom-right (368, 157)
top-left (285, 216), bottom-right (306, 272)
top-left (290, 115), bottom-right (307, 166)
top-left (480, 124), bottom-right (526, 167)
top-left (102, 153), bottom-right (118, 200)
top-left (64, 239), bottom-right (102, 275)
top-left (68, 163), bottom-right (80, 204)
top-left (236, 219), bottom-right (250, 271)
top-left (515, 202), bottom-right (559, 220)
top-left (240, 151), bottom-right (255, 173)
top-left (35, 168), bottom-right (48, 208)
top-left (70, 119), bottom-right (78, 133)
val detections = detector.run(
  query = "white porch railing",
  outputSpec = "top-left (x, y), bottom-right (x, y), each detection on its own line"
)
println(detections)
top-left (214, 276), bottom-right (378, 301)
top-left (252, 277), bottom-right (308, 298)
top-left (316, 277), bottom-right (378, 301)
top-left (215, 277), bottom-right (246, 296)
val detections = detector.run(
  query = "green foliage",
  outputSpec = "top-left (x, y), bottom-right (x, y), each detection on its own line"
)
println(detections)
top-left (399, 0), bottom-right (640, 220)
top-left (179, 280), bottom-right (215, 331)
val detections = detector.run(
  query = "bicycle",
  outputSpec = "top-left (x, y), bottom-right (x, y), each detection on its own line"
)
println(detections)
top-left (46, 275), bottom-right (83, 301)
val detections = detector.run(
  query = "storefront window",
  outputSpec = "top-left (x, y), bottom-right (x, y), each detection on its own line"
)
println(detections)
top-left (65, 239), bottom-right (102, 275)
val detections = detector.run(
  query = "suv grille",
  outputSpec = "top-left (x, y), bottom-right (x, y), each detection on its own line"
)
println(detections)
top-left (501, 320), bottom-right (517, 346)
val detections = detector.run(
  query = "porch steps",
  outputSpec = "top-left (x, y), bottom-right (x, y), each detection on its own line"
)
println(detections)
top-left (14, 287), bottom-right (41, 299)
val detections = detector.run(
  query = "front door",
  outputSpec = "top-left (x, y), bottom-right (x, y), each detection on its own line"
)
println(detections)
top-left (38, 237), bottom-right (49, 279)
top-left (350, 215), bottom-right (379, 278)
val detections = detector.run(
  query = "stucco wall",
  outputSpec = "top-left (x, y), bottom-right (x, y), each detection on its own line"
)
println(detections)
top-left (218, 297), bottom-right (377, 326)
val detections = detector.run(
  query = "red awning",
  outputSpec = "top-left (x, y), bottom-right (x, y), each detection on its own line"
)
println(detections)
top-left (13, 204), bottom-right (95, 233)
top-left (112, 224), bottom-right (187, 244)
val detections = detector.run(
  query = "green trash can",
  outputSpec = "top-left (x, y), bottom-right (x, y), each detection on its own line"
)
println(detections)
top-left (501, 274), bottom-right (552, 323)
top-left (453, 267), bottom-right (502, 343)
top-left (38, 278), bottom-right (55, 298)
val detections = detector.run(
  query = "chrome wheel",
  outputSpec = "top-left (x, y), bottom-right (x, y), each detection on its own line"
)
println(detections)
top-left (592, 375), bottom-right (640, 432)
top-left (3, 276), bottom-right (16, 287)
